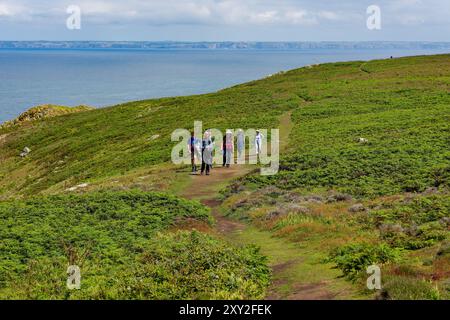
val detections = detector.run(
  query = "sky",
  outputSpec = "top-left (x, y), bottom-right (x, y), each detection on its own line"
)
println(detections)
top-left (0, 0), bottom-right (449, 41)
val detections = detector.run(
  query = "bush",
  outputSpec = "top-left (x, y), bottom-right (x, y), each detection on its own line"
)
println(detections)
top-left (328, 243), bottom-right (402, 280)
top-left (116, 231), bottom-right (270, 299)
top-left (1, 231), bottom-right (270, 300)
top-left (380, 275), bottom-right (440, 300)
top-left (0, 191), bottom-right (269, 299)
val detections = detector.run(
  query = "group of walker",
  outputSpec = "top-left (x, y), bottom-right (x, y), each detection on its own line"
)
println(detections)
top-left (188, 129), bottom-right (263, 175)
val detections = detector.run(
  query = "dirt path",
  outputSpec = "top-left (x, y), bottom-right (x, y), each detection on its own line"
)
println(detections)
top-left (179, 111), bottom-right (363, 300)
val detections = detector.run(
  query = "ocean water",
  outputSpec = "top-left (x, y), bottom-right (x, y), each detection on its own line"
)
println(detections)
top-left (0, 48), bottom-right (448, 123)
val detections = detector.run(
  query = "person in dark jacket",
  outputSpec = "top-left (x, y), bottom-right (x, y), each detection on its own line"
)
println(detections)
top-left (222, 135), bottom-right (227, 166)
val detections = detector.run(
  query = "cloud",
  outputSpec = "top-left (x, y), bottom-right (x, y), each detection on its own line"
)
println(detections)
top-left (1, 0), bottom-right (449, 40)
top-left (0, 0), bottom-right (347, 26)
top-left (0, 2), bottom-right (28, 17)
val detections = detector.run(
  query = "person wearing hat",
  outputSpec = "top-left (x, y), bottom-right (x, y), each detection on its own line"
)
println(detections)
top-left (201, 130), bottom-right (213, 175)
top-left (187, 131), bottom-right (200, 174)
top-left (255, 129), bottom-right (263, 156)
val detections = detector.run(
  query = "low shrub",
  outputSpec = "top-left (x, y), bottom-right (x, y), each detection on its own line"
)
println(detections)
top-left (328, 243), bottom-right (402, 280)
top-left (379, 275), bottom-right (440, 300)
top-left (0, 191), bottom-right (270, 299)
top-left (1, 231), bottom-right (270, 299)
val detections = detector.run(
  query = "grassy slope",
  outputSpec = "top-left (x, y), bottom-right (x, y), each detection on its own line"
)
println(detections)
top-left (0, 78), bottom-right (289, 198)
top-left (1, 54), bottom-right (449, 299)
top-left (247, 55), bottom-right (450, 196)
top-left (1, 54), bottom-right (449, 199)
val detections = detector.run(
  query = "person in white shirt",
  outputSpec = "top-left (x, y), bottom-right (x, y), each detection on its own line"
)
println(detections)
top-left (255, 130), bottom-right (263, 155)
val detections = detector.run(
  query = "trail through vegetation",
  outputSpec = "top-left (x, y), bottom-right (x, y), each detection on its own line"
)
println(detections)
top-left (180, 111), bottom-right (365, 299)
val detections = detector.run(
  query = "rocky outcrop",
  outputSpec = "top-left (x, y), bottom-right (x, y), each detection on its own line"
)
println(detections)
top-left (0, 104), bottom-right (94, 129)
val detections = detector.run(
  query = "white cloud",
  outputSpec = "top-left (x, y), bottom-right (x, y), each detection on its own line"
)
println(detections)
top-left (0, 2), bottom-right (27, 17)
top-left (1, 0), bottom-right (449, 40)
top-left (0, 0), bottom-right (334, 26)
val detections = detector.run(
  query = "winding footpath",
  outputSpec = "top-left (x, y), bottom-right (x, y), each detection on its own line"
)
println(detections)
top-left (180, 112), bottom-right (364, 300)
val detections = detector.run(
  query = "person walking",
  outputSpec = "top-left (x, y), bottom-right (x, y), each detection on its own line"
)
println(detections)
top-left (188, 131), bottom-right (198, 174)
top-left (236, 129), bottom-right (244, 162)
top-left (224, 130), bottom-right (234, 167)
top-left (255, 129), bottom-right (263, 156)
top-left (222, 134), bottom-right (227, 167)
top-left (201, 130), bottom-right (213, 175)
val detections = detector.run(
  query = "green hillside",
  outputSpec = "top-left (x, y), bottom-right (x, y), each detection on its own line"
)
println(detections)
top-left (0, 55), bottom-right (448, 198)
top-left (0, 54), bottom-right (449, 299)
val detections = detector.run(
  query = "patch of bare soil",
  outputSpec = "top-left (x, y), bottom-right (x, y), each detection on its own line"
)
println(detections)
top-left (267, 280), bottom-right (336, 300)
top-left (287, 282), bottom-right (337, 300)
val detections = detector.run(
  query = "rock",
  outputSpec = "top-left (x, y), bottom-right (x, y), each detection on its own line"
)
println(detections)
top-left (150, 134), bottom-right (160, 140)
top-left (66, 183), bottom-right (89, 192)
top-left (3, 105), bottom-right (93, 129)
top-left (20, 147), bottom-right (31, 157)
top-left (358, 137), bottom-right (369, 144)
top-left (348, 203), bottom-right (366, 213)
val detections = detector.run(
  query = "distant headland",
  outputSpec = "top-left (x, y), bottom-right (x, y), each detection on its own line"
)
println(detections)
top-left (2, 41), bottom-right (450, 50)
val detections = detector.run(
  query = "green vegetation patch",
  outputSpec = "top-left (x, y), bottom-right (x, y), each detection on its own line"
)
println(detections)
top-left (327, 243), bottom-right (402, 280)
top-left (0, 191), bottom-right (270, 299)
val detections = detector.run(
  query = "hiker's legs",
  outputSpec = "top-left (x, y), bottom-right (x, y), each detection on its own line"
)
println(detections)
top-left (226, 150), bottom-right (232, 166)
top-left (201, 160), bottom-right (206, 174)
top-left (191, 147), bottom-right (196, 172)
top-left (222, 150), bottom-right (226, 166)
top-left (237, 146), bottom-right (244, 163)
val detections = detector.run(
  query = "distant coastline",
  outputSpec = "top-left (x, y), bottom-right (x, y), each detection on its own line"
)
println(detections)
top-left (2, 41), bottom-right (450, 51)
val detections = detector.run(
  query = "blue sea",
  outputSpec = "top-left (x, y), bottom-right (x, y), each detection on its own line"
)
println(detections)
top-left (0, 48), bottom-right (448, 123)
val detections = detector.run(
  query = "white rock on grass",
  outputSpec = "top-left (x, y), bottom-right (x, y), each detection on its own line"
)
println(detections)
top-left (147, 134), bottom-right (160, 141)
top-left (66, 183), bottom-right (89, 192)
top-left (358, 137), bottom-right (369, 144)
top-left (20, 147), bottom-right (31, 157)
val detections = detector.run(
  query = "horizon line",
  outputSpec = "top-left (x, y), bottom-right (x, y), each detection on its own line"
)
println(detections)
top-left (2, 40), bottom-right (450, 43)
